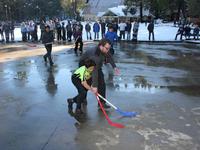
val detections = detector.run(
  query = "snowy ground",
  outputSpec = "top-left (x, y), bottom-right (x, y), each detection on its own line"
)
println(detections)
top-left (14, 22), bottom-right (180, 42)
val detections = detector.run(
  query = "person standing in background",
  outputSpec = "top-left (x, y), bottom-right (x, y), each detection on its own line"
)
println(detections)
top-left (10, 21), bottom-right (15, 41)
top-left (55, 20), bottom-right (62, 42)
top-left (132, 20), bottom-right (139, 42)
top-left (61, 22), bottom-right (66, 41)
top-left (66, 20), bottom-right (72, 42)
top-left (85, 22), bottom-right (92, 40)
top-left (119, 21), bottom-right (126, 40)
top-left (126, 20), bottom-right (132, 40)
top-left (147, 21), bottom-right (154, 41)
top-left (100, 20), bottom-right (106, 38)
top-left (0, 22), bottom-right (5, 42)
top-left (93, 21), bottom-right (100, 40)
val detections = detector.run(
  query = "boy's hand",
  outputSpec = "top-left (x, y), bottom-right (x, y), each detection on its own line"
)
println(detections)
top-left (91, 87), bottom-right (98, 94)
top-left (114, 67), bottom-right (120, 75)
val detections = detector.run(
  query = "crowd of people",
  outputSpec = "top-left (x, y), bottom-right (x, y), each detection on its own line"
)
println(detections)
top-left (0, 19), bottom-right (142, 44)
top-left (0, 21), bottom-right (15, 43)
top-left (175, 23), bottom-right (200, 40)
top-left (1, 18), bottom-right (200, 44)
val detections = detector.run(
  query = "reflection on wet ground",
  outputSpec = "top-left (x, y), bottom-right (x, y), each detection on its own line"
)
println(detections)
top-left (0, 42), bottom-right (200, 150)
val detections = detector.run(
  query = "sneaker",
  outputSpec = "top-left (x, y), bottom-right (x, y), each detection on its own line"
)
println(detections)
top-left (97, 103), bottom-right (111, 109)
top-left (103, 103), bottom-right (111, 109)
top-left (67, 98), bottom-right (73, 110)
top-left (50, 62), bottom-right (54, 66)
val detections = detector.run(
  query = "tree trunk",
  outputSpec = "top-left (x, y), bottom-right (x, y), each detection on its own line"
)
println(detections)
top-left (140, 0), bottom-right (143, 22)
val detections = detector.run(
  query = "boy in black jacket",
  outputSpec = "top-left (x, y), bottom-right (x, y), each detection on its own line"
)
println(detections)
top-left (42, 25), bottom-right (54, 66)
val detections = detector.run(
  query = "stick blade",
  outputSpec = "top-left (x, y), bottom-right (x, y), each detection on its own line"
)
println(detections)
top-left (110, 122), bottom-right (125, 128)
top-left (116, 108), bottom-right (138, 117)
top-left (96, 95), bottom-right (125, 129)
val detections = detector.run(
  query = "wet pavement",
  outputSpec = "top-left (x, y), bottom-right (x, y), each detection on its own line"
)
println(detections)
top-left (0, 42), bottom-right (200, 150)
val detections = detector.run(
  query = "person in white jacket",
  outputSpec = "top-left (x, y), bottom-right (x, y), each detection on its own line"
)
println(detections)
top-left (119, 21), bottom-right (126, 40)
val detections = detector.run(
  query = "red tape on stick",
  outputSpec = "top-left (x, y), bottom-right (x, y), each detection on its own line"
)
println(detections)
top-left (96, 95), bottom-right (125, 128)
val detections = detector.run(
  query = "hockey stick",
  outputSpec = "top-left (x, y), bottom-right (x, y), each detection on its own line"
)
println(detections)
top-left (96, 95), bottom-right (124, 128)
top-left (97, 93), bottom-right (137, 117)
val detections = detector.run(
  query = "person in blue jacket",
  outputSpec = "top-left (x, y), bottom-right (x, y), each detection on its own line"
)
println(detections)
top-left (93, 21), bottom-right (100, 40)
top-left (105, 26), bottom-right (118, 55)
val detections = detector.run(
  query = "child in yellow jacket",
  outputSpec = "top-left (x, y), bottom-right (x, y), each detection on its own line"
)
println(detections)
top-left (67, 59), bottom-right (96, 114)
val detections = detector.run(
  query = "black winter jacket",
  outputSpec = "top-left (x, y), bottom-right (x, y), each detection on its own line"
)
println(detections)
top-left (42, 31), bottom-right (54, 44)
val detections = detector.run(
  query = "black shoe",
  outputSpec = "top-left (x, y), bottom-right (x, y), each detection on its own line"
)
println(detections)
top-left (67, 98), bottom-right (73, 110)
top-left (83, 99), bottom-right (87, 105)
top-left (43, 56), bottom-right (47, 62)
top-left (103, 103), bottom-right (111, 109)
top-left (50, 62), bottom-right (54, 66)
top-left (97, 103), bottom-right (111, 109)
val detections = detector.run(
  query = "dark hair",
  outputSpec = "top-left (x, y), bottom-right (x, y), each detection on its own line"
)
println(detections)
top-left (95, 38), bottom-right (111, 56)
top-left (109, 26), bottom-right (114, 30)
top-left (98, 38), bottom-right (111, 47)
top-left (45, 25), bottom-right (50, 29)
top-left (84, 59), bottom-right (96, 68)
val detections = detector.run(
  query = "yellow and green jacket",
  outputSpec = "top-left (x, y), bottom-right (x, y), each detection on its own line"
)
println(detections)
top-left (74, 66), bottom-right (92, 82)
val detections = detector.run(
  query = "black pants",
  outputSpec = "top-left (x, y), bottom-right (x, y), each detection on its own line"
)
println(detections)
top-left (5, 32), bottom-right (9, 43)
top-left (44, 44), bottom-right (53, 65)
top-left (22, 32), bottom-right (27, 42)
top-left (67, 31), bottom-right (72, 41)
top-left (62, 30), bottom-right (66, 41)
top-left (57, 30), bottom-right (62, 41)
top-left (110, 44), bottom-right (114, 55)
top-left (74, 37), bottom-right (83, 53)
top-left (72, 75), bottom-right (88, 109)
top-left (86, 31), bottom-right (92, 40)
top-left (120, 31), bottom-right (125, 40)
top-left (94, 32), bottom-right (99, 40)
top-left (175, 32), bottom-right (183, 40)
top-left (10, 30), bottom-right (14, 41)
top-left (149, 31), bottom-right (154, 41)
top-left (101, 31), bottom-right (105, 38)
top-left (97, 69), bottom-right (106, 104)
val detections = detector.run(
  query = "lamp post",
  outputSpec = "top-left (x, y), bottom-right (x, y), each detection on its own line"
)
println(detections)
top-left (8, 6), bottom-right (11, 20)
top-left (36, 5), bottom-right (39, 20)
top-left (5, 5), bottom-right (8, 20)
top-left (71, 0), bottom-right (77, 19)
